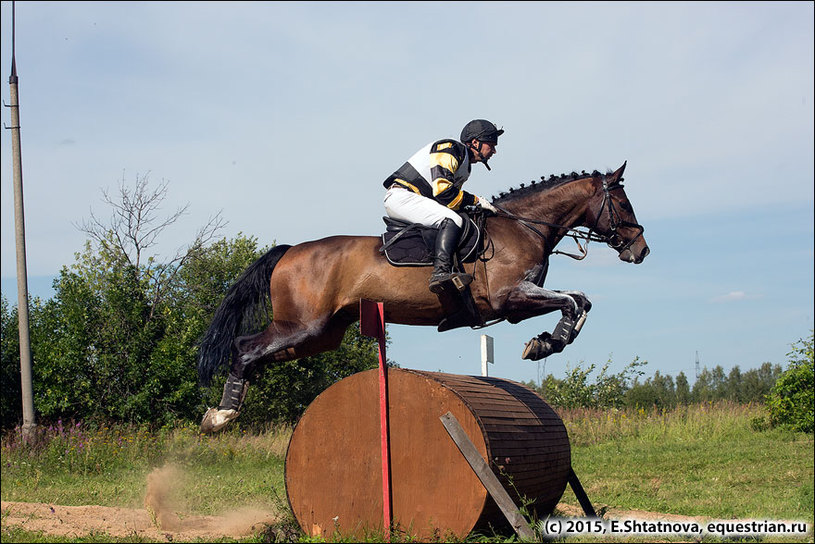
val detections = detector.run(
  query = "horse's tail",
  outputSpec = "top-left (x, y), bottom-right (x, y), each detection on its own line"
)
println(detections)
top-left (197, 244), bottom-right (292, 386)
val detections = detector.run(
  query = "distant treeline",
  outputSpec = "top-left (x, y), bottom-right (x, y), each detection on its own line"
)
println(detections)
top-left (524, 357), bottom-right (783, 411)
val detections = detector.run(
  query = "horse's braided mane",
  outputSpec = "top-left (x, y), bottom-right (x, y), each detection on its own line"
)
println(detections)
top-left (492, 169), bottom-right (607, 204)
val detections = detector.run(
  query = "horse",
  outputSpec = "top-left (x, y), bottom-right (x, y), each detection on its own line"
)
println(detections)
top-left (198, 162), bottom-right (649, 432)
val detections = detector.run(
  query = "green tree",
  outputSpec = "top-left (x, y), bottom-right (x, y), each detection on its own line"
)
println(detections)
top-left (625, 378), bottom-right (658, 409)
top-left (675, 371), bottom-right (691, 405)
top-left (6, 175), bottom-right (226, 425)
top-left (709, 365), bottom-right (727, 399)
top-left (692, 365), bottom-right (728, 402)
top-left (652, 370), bottom-right (676, 408)
top-left (739, 362), bottom-right (782, 403)
top-left (532, 374), bottom-right (563, 404)
top-left (1, 295), bottom-right (22, 428)
top-left (28, 231), bottom-right (274, 425)
top-left (595, 357), bottom-right (645, 409)
top-left (76, 173), bottom-right (226, 315)
top-left (4, 175), bottom-right (380, 428)
top-left (726, 366), bottom-right (743, 402)
top-left (30, 240), bottom-right (166, 422)
top-left (551, 363), bottom-right (596, 409)
top-left (624, 370), bottom-right (676, 410)
top-left (765, 332), bottom-right (814, 433)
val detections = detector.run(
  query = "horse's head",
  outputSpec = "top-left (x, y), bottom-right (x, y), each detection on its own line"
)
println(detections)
top-left (586, 162), bottom-right (650, 264)
top-left (490, 162), bottom-right (650, 264)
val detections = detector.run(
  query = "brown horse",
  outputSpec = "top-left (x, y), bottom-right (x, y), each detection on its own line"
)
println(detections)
top-left (198, 162), bottom-right (649, 432)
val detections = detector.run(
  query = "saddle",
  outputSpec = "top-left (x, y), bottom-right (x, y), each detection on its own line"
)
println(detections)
top-left (379, 213), bottom-right (482, 267)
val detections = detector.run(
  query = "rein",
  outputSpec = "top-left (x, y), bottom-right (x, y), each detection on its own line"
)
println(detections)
top-left (491, 175), bottom-right (645, 260)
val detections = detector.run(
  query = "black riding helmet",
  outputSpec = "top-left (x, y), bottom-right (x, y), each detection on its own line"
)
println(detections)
top-left (460, 119), bottom-right (504, 144)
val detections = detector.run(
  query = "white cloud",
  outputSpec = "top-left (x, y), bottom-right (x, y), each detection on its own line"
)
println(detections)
top-left (711, 291), bottom-right (762, 303)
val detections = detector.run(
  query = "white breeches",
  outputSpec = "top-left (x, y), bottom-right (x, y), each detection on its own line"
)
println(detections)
top-left (383, 186), bottom-right (464, 228)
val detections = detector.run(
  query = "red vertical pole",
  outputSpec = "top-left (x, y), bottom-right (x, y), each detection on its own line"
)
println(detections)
top-left (360, 299), bottom-right (392, 539)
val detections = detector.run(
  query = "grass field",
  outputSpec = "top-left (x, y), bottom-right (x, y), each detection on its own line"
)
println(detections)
top-left (557, 402), bottom-right (813, 543)
top-left (2, 402), bottom-right (813, 543)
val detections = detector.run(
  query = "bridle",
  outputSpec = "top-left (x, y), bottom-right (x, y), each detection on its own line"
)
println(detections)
top-left (491, 175), bottom-right (645, 260)
top-left (594, 178), bottom-right (646, 255)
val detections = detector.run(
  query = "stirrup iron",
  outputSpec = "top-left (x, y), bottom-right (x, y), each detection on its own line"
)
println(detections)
top-left (429, 272), bottom-right (473, 293)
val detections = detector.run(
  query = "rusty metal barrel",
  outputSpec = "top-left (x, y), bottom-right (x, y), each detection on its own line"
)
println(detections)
top-left (285, 368), bottom-right (571, 540)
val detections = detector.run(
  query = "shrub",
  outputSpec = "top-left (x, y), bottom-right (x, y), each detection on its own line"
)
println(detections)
top-left (536, 357), bottom-right (647, 410)
top-left (765, 332), bottom-right (814, 433)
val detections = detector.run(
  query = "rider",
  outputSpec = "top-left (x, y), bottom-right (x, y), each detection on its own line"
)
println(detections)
top-left (383, 119), bottom-right (502, 293)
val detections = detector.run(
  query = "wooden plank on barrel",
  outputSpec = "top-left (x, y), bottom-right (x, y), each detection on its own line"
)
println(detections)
top-left (440, 411), bottom-right (536, 541)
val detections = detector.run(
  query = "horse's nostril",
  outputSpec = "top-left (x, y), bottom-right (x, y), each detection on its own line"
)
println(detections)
top-left (641, 246), bottom-right (650, 260)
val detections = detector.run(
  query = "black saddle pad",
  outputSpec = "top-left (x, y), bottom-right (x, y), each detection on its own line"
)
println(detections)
top-left (379, 215), bottom-right (482, 267)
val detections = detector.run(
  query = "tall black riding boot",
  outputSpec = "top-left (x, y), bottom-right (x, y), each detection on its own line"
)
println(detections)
top-left (429, 218), bottom-right (472, 293)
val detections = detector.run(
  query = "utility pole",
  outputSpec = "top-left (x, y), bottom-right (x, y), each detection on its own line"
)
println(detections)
top-left (6, 1), bottom-right (36, 441)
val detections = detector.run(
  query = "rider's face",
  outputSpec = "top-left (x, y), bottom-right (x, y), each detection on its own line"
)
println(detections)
top-left (470, 139), bottom-right (497, 163)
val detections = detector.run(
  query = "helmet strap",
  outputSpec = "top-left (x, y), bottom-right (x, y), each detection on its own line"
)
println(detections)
top-left (473, 140), bottom-right (491, 170)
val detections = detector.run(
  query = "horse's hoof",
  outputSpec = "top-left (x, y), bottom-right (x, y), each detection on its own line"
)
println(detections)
top-left (522, 336), bottom-right (551, 361)
top-left (200, 407), bottom-right (240, 434)
top-left (522, 331), bottom-right (568, 361)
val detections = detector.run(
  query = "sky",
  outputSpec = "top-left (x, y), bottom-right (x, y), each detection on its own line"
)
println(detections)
top-left (1, 1), bottom-right (813, 389)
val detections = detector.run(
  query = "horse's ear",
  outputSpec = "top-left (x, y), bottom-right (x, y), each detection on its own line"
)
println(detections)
top-left (611, 161), bottom-right (627, 184)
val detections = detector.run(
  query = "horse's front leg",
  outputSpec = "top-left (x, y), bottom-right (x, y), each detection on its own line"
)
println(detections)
top-left (500, 281), bottom-right (592, 361)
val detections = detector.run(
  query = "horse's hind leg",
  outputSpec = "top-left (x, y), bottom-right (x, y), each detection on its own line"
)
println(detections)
top-left (201, 317), bottom-right (350, 433)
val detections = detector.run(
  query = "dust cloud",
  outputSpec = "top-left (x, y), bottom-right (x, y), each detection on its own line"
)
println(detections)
top-left (144, 464), bottom-right (183, 530)
top-left (143, 463), bottom-right (276, 536)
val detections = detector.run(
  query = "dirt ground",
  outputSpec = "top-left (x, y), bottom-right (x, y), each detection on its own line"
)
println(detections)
top-left (555, 502), bottom-right (710, 524)
top-left (1, 465), bottom-right (279, 542)
top-left (2, 463), bottom-right (716, 542)
top-left (1, 500), bottom-right (277, 541)
top-left (1, 499), bottom-right (711, 542)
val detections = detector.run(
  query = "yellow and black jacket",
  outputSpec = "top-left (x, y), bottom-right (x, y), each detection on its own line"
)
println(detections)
top-left (383, 139), bottom-right (480, 210)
